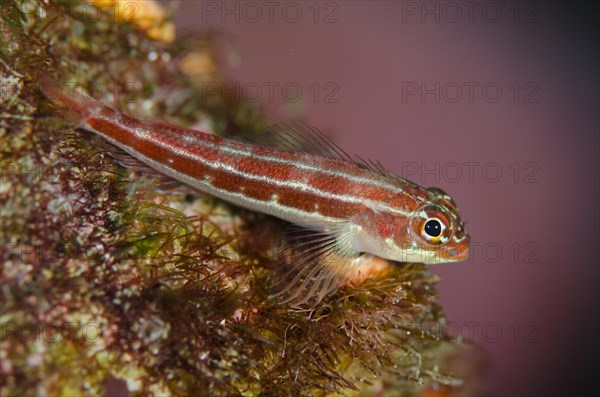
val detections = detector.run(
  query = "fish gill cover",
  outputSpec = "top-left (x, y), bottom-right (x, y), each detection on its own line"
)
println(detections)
top-left (0, 1), bottom-right (484, 395)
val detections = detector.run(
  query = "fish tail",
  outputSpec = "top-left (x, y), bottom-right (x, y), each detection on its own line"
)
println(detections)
top-left (38, 76), bottom-right (109, 128)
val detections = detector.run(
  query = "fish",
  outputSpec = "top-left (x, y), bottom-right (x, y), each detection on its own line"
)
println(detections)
top-left (39, 77), bottom-right (470, 306)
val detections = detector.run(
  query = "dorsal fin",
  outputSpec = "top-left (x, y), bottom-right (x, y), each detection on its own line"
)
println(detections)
top-left (232, 121), bottom-right (392, 178)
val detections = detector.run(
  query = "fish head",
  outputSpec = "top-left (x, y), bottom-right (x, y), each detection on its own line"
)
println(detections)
top-left (400, 186), bottom-right (470, 264)
top-left (356, 186), bottom-right (470, 264)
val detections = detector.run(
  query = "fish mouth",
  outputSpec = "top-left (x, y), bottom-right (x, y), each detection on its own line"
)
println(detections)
top-left (425, 243), bottom-right (470, 264)
top-left (444, 242), bottom-right (470, 262)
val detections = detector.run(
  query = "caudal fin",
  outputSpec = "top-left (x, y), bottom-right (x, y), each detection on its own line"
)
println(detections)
top-left (38, 76), bottom-right (109, 127)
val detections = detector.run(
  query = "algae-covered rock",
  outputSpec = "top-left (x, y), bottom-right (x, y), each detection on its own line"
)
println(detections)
top-left (0, 1), bottom-right (484, 395)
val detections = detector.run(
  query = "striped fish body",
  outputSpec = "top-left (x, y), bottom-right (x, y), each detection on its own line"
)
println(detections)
top-left (89, 110), bottom-right (413, 227)
top-left (41, 79), bottom-right (469, 305)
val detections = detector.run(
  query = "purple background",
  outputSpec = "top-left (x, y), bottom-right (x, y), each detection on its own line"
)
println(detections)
top-left (171, 1), bottom-right (599, 395)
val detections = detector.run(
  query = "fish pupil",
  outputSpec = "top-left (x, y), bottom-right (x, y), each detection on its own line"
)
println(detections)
top-left (424, 219), bottom-right (442, 237)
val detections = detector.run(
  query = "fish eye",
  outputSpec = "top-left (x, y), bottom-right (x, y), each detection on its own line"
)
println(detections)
top-left (424, 219), bottom-right (442, 237)
top-left (411, 205), bottom-right (453, 245)
top-left (421, 217), bottom-right (446, 243)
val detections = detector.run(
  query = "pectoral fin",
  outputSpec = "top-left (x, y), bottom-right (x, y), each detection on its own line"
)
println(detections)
top-left (269, 224), bottom-right (361, 307)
